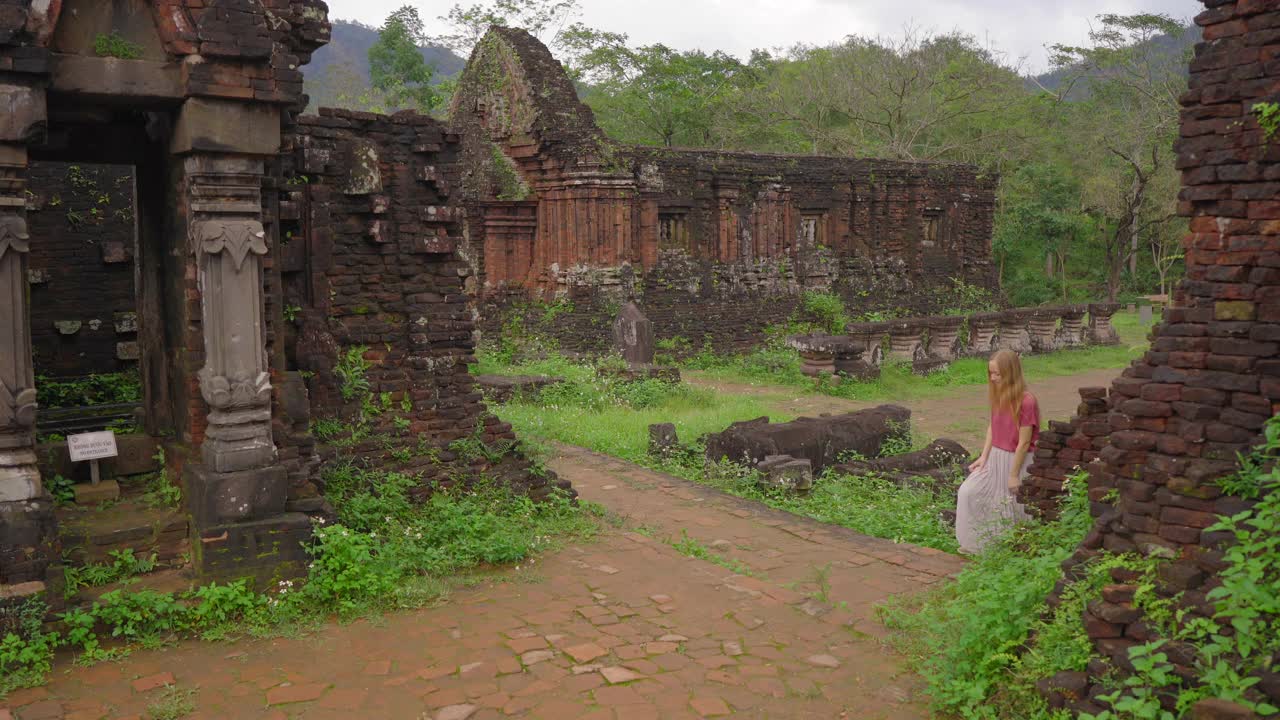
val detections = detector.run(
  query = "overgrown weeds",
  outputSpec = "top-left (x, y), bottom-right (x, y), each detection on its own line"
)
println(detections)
top-left (882, 413), bottom-right (1280, 719)
top-left (878, 472), bottom-right (1097, 718)
top-left (0, 463), bottom-right (601, 698)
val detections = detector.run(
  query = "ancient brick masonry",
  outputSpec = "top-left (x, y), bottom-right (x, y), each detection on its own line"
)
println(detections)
top-left (1022, 386), bottom-right (1111, 519)
top-left (279, 108), bottom-right (571, 501)
top-left (1026, 1), bottom-right (1280, 714)
top-left (26, 162), bottom-right (138, 377)
top-left (452, 28), bottom-right (999, 354)
top-left (1, 1), bottom-right (563, 592)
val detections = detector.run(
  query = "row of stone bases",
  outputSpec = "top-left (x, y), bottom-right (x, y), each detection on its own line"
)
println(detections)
top-left (789, 303), bottom-right (1124, 379)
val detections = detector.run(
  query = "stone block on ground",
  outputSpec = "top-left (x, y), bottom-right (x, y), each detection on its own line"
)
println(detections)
top-left (596, 363), bottom-right (681, 384)
top-left (612, 302), bottom-right (655, 366)
top-left (648, 423), bottom-right (679, 456)
top-left (72, 479), bottom-right (120, 506)
top-left (911, 357), bottom-right (950, 375)
top-left (756, 455), bottom-right (813, 492)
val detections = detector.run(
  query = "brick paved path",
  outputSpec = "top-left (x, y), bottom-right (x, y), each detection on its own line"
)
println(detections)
top-left (3, 444), bottom-right (963, 720)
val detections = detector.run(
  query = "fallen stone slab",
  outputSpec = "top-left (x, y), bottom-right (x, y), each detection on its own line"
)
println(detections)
top-left (831, 438), bottom-right (970, 493)
top-left (837, 439), bottom-right (969, 474)
top-left (704, 405), bottom-right (911, 475)
top-left (473, 374), bottom-right (563, 403)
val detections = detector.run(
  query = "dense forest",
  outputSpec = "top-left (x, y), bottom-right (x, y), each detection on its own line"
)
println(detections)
top-left (302, 2), bottom-right (1202, 307)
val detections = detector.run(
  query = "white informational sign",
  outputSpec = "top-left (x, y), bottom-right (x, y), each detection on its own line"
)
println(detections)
top-left (67, 431), bottom-right (119, 463)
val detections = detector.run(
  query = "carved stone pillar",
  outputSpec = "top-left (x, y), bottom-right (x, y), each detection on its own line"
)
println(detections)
top-left (181, 155), bottom-right (290, 545)
top-left (0, 142), bottom-right (56, 587)
top-left (187, 155), bottom-right (275, 474)
top-left (0, 144), bottom-right (40, 503)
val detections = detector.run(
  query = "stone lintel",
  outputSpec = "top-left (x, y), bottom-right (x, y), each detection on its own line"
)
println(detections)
top-left (49, 54), bottom-right (183, 102)
top-left (172, 98), bottom-right (280, 156)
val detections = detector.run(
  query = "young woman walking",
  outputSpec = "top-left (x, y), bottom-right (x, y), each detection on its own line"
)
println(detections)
top-left (955, 349), bottom-right (1040, 555)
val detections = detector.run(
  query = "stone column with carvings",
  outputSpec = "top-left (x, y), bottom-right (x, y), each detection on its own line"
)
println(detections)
top-left (188, 155), bottom-right (275, 473)
top-left (0, 142), bottom-right (56, 586)
top-left (171, 99), bottom-right (309, 584)
top-left (181, 155), bottom-right (287, 537)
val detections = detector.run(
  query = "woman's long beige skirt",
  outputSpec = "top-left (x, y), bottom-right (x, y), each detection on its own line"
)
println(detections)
top-left (955, 447), bottom-right (1031, 554)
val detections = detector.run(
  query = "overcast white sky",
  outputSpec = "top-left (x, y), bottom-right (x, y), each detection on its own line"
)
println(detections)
top-left (322, 0), bottom-right (1202, 73)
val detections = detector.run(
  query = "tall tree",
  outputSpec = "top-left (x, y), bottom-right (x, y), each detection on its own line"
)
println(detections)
top-left (368, 6), bottom-right (442, 113)
top-left (1049, 13), bottom-right (1187, 301)
top-left (725, 30), bottom-right (1028, 164)
top-left (994, 163), bottom-right (1093, 302)
top-left (566, 27), bottom-right (753, 147)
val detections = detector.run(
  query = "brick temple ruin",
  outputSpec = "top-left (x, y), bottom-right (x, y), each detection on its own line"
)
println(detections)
top-left (452, 28), bottom-right (998, 352)
top-left (0, 1), bottom-right (567, 594)
top-left (1016, 0), bottom-right (1280, 713)
top-left (0, 2), bottom-right (1002, 590)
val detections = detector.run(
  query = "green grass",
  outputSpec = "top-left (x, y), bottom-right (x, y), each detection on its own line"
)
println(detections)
top-left (475, 353), bottom-right (786, 463)
top-left (479, 353), bottom-right (957, 551)
top-left (878, 476), bottom-right (1098, 719)
top-left (476, 314), bottom-right (1149, 556)
top-left (689, 461), bottom-right (961, 552)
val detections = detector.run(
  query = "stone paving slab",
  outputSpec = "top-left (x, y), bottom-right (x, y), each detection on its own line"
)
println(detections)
top-left (2, 444), bottom-right (963, 720)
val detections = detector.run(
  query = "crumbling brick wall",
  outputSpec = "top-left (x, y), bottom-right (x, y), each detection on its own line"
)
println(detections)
top-left (279, 108), bottom-right (569, 500)
top-left (451, 27), bottom-right (999, 354)
top-left (25, 162), bottom-right (138, 378)
top-left (1031, 1), bottom-right (1280, 714)
top-left (1021, 386), bottom-right (1112, 519)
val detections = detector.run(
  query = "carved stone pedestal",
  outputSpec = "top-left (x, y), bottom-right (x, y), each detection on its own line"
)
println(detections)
top-left (0, 496), bottom-right (56, 585)
top-left (1058, 305), bottom-right (1088, 348)
top-left (886, 320), bottom-right (926, 364)
top-left (1088, 303), bottom-right (1122, 345)
top-left (799, 350), bottom-right (836, 377)
top-left (195, 512), bottom-right (313, 588)
top-left (966, 312), bottom-right (1001, 356)
top-left (924, 316), bottom-right (964, 361)
top-left (997, 310), bottom-right (1033, 354)
top-left (842, 324), bottom-right (887, 381)
top-left (185, 464), bottom-right (288, 530)
top-left (1028, 309), bottom-right (1062, 354)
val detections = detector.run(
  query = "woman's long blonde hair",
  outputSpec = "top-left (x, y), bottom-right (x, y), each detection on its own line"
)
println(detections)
top-left (988, 349), bottom-right (1027, 418)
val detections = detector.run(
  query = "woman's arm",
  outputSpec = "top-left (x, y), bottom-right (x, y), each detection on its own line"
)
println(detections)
top-left (1008, 425), bottom-right (1033, 492)
top-left (969, 422), bottom-right (994, 472)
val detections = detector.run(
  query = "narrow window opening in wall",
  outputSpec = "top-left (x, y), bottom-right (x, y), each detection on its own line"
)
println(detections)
top-left (923, 208), bottom-right (942, 247)
top-left (659, 211), bottom-right (690, 252)
top-left (799, 214), bottom-right (825, 249)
